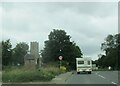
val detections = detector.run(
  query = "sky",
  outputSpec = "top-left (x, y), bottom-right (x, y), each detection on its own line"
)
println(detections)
top-left (1, 1), bottom-right (118, 60)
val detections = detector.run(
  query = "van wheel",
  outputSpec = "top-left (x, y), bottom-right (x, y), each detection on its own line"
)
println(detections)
top-left (77, 72), bottom-right (80, 74)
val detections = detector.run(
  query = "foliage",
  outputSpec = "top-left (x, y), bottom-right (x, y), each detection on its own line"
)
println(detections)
top-left (2, 39), bottom-right (12, 66)
top-left (40, 66), bottom-right (62, 76)
top-left (2, 66), bottom-right (61, 82)
top-left (2, 40), bottom-right (29, 67)
top-left (41, 29), bottom-right (82, 70)
top-left (12, 42), bottom-right (29, 66)
top-left (95, 34), bottom-right (120, 70)
top-left (60, 66), bottom-right (67, 73)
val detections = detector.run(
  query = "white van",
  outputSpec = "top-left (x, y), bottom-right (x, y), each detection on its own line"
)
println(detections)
top-left (76, 58), bottom-right (92, 74)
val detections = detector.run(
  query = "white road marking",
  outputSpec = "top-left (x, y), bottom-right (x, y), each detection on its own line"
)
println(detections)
top-left (95, 72), bottom-right (118, 85)
top-left (111, 82), bottom-right (117, 85)
top-left (95, 72), bottom-right (105, 79)
top-left (98, 75), bottom-right (106, 79)
top-left (95, 72), bottom-right (100, 75)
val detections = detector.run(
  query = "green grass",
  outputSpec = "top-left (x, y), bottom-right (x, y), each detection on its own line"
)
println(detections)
top-left (2, 66), bottom-right (63, 82)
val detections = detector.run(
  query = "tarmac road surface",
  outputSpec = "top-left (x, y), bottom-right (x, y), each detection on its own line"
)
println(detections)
top-left (66, 71), bottom-right (119, 85)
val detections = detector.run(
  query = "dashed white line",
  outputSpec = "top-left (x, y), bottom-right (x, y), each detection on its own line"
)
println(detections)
top-left (95, 73), bottom-right (106, 79)
top-left (111, 82), bottom-right (117, 85)
top-left (98, 75), bottom-right (106, 79)
top-left (95, 72), bottom-right (120, 86)
top-left (95, 72), bottom-right (118, 85)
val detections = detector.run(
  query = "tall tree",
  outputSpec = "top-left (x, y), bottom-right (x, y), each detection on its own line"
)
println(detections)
top-left (12, 42), bottom-right (29, 66)
top-left (2, 39), bottom-right (12, 66)
top-left (101, 34), bottom-right (116, 55)
top-left (41, 29), bottom-right (82, 70)
top-left (97, 34), bottom-right (120, 69)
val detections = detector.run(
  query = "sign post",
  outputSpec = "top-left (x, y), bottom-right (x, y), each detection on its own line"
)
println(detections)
top-left (59, 56), bottom-right (63, 68)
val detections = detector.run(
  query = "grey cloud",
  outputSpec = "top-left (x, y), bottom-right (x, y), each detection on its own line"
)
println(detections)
top-left (2, 2), bottom-right (118, 60)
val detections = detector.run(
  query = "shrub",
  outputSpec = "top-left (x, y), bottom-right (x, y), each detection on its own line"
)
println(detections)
top-left (60, 66), bottom-right (67, 73)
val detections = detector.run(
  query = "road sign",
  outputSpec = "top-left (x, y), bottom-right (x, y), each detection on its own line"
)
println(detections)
top-left (59, 56), bottom-right (63, 60)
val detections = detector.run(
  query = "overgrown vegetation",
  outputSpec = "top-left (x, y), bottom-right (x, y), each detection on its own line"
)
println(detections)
top-left (3, 66), bottom-right (65, 82)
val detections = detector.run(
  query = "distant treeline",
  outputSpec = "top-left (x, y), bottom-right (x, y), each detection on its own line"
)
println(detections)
top-left (1, 30), bottom-right (120, 70)
top-left (1, 29), bottom-right (83, 70)
top-left (93, 33), bottom-right (120, 70)
top-left (1, 40), bottom-right (29, 67)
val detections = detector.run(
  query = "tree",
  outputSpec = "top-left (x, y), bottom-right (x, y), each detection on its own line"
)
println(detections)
top-left (96, 34), bottom-right (120, 69)
top-left (12, 42), bottom-right (29, 66)
top-left (41, 29), bottom-right (82, 70)
top-left (96, 54), bottom-right (106, 68)
top-left (101, 34), bottom-right (116, 55)
top-left (2, 39), bottom-right (12, 66)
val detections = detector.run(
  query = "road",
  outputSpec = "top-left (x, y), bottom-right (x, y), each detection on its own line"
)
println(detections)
top-left (66, 71), bottom-right (119, 85)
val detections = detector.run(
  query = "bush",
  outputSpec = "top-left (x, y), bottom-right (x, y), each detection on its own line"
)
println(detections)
top-left (60, 66), bottom-right (67, 73)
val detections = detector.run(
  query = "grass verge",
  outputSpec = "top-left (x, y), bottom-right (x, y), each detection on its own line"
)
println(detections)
top-left (2, 66), bottom-right (64, 83)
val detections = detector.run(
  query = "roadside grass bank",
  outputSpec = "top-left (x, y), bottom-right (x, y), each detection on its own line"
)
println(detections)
top-left (2, 66), bottom-right (67, 83)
